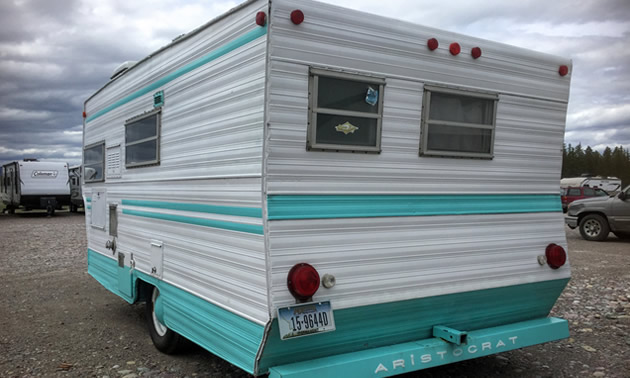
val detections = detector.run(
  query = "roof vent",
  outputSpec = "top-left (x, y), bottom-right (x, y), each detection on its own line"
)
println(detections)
top-left (110, 61), bottom-right (137, 80)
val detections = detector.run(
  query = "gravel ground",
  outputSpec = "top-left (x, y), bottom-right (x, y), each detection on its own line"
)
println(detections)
top-left (1, 211), bottom-right (629, 378)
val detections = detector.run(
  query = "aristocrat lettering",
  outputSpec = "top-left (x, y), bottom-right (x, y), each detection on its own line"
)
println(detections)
top-left (373, 336), bottom-right (519, 374)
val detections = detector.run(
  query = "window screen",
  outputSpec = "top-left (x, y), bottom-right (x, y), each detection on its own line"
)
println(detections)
top-left (125, 109), bottom-right (160, 167)
top-left (308, 69), bottom-right (385, 152)
top-left (84, 142), bottom-right (105, 182)
top-left (420, 86), bottom-right (497, 159)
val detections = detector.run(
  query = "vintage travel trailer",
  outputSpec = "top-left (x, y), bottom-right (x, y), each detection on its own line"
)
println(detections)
top-left (82, 0), bottom-right (572, 376)
top-left (1, 159), bottom-right (71, 216)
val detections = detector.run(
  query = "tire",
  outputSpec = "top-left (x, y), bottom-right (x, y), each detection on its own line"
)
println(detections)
top-left (613, 232), bottom-right (630, 240)
top-left (46, 205), bottom-right (55, 217)
top-left (579, 214), bottom-right (609, 241)
top-left (70, 204), bottom-right (77, 213)
top-left (145, 286), bottom-right (185, 354)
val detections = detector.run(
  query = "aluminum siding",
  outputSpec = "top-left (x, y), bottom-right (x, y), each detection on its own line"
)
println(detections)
top-left (83, 0), bottom-right (270, 323)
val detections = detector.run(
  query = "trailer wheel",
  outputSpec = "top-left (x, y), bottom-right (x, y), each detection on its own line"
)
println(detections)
top-left (46, 205), bottom-right (55, 217)
top-left (146, 286), bottom-right (185, 354)
top-left (579, 214), bottom-right (609, 241)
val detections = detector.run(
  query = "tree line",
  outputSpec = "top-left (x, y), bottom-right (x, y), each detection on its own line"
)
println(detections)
top-left (562, 144), bottom-right (630, 188)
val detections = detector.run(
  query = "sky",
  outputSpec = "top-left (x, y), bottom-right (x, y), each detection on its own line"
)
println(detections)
top-left (0, 0), bottom-right (629, 167)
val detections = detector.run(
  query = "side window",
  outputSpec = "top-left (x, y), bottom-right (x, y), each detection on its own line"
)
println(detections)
top-left (420, 86), bottom-right (497, 159)
top-left (125, 109), bottom-right (161, 167)
top-left (84, 142), bottom-right (105, 182)
top-left (583, 187), bottom-right (595, 196)
top-left (307, 69), bottom-right (385, 153)
top-left (595, 189), bottom-right (608, 197)
top-left (567, 188), bottom-right (581, 196)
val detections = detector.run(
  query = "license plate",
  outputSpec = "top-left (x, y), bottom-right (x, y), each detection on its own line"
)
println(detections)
top-left (277, 301), bottom-right (336, 340)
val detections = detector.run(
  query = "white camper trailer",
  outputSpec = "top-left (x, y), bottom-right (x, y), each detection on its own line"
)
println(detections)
top-left (1, 159), bottom-right (71, 216)
top-left (560, 176), bottom-right (622, 193)
top-left (69, 165), bottom-right (84, 212)
top-left (83, 1), bottom-right (572, 376)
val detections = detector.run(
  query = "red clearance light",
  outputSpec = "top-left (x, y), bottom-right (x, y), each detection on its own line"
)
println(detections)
top-left (427, 38), bottom-right (439, 51)
top-left (559, 65), bottom-right (569, 76)
top-left (82, 111), bottom-right (87, 118)
top-left (471, 47), bottom-right (482, 59)
top-left (287, 263), bottom-right (320, 300)
top-left (256, 11), bottom-right (266, 26)
top-left (545, 244), bottom-right (567, 269)
top-left (290, 9), bottom-right (304, 25)
top-left (449, 43), bottom-right (461, 56)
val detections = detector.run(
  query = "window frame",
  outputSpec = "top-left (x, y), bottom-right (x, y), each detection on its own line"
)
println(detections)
top-left (307, 68), bottom-right (385, 153)
top-left (83, 141), bottom-right (106, 183)
top-left (420, 85), bottom-right (498, 159)
top-left (124, 108), bottom-right (161, 168)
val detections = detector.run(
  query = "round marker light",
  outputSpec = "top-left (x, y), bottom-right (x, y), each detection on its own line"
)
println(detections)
top-left (559, 65), bottom-right (569, 76)
top-left (449, 42), bottom-right (461, 56)
top-left (471, 47), bottom-right (482, 59)
top-left (427, 38), bottom-right (439, 51)
top-left (287, 263), bottom-right (320, 300)
top-left (256, 11), bottom-right (266, 26)
top-left (82, 111), bottom-right (87, 118)
top-left (545, 243), bottom-right (567, 269)
top-left (290, 10), bottom-right (304, 25)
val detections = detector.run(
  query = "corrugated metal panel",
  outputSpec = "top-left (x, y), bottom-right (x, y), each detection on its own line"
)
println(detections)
top-left (268, 212), bottom-right (570, 310)
top-left (265, 0), bottom-right (570, 195)
top-left (83, 0), bottom-right (270, 324)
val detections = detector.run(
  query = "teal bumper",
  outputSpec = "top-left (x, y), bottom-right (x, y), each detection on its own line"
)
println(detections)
top-left (268, 317), bottom-right (569, 378)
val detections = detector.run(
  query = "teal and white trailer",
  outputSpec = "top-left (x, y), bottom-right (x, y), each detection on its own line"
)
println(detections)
top-left (83, 0), bottom-right (572, 376)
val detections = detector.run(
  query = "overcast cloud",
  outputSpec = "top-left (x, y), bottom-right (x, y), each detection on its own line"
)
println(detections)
top-left (1, 0), bottom-right (628, 166)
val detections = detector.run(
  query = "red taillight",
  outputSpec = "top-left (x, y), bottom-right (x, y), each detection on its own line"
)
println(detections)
top-left (255, 11), bottom-right (266, 26)
top-left (545, 244), bottom-right (567, 269)
top-left (290, 10), bottom-right (304, 25)
top-left (471, 47), bottom-right (482, 59)
top-left (427, 38), bottom-right (439, 51)
top-left (449, 42), bottom-right (461, 55)
top-left (287, 263), bottom-right (320, 300)
top-left (559, 65), bottom-right (569, 76)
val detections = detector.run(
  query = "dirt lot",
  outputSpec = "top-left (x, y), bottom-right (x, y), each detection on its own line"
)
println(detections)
top-left (1, 211), bottom-right (629, 378)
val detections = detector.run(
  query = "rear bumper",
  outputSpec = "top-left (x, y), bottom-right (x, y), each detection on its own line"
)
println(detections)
top-left (268, 317), bottom-right (569, 378)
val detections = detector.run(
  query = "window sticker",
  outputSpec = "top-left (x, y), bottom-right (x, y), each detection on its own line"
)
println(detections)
top-left (365, 86), bottom-right (378, 106)
top-left (335, 121), bottom-right (359, 135)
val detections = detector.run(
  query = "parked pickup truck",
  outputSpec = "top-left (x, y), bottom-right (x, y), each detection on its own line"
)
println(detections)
top-left (566, 185), bottom-right (630, 241)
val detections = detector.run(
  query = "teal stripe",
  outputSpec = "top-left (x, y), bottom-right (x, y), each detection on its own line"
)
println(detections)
top-left (258, 278), bottom-right (569, 373)
top-left (85, 197), bottom-right (91, 202)
top-left (122, 199), bottom-right (262, 218)
top-left (267, 194), bottom-right (561, 220)
top-left (86, 25), bottom-right (267, 122)
top-left (87, 249), bottom-right (264, 374)
top-left (122, 208), bottom-right (263, 235)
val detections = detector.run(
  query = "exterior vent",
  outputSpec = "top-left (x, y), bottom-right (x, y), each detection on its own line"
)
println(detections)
top-left (110, 61), bottom-right (137, 80)
top-left (154, 91), bottom-right (164, 108)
